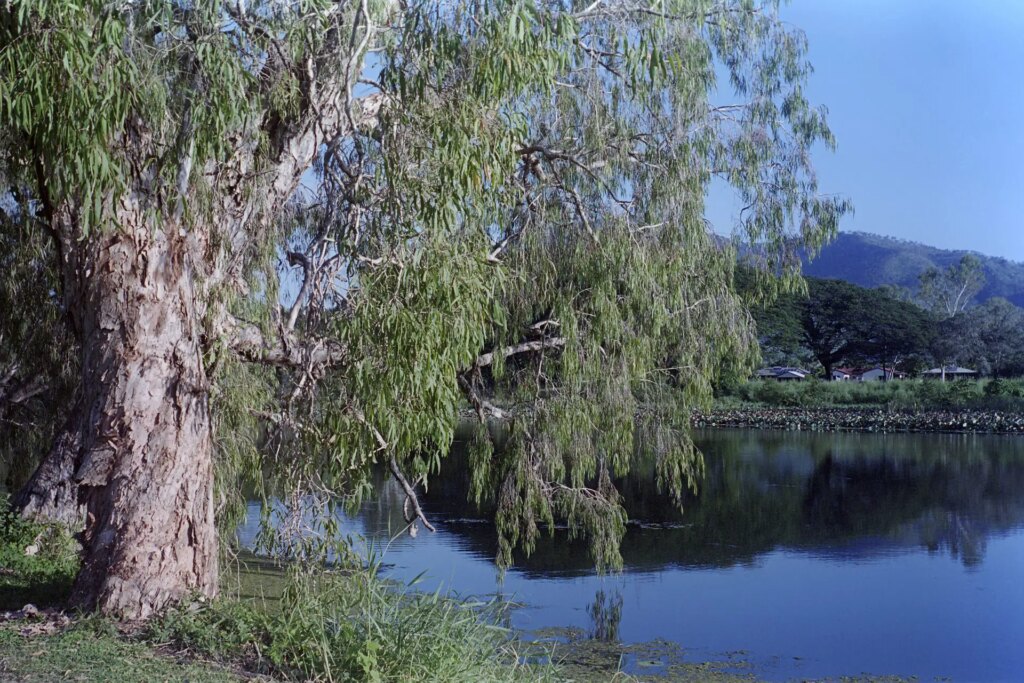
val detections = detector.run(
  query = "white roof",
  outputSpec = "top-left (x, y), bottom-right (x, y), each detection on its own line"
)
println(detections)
top-left (923, 366), bottom-right (977, 374)
top-left (756, 366), bottom-right (809, 378)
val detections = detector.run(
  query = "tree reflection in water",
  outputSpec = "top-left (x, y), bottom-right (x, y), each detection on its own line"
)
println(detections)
top-left (587, 589), bottom-right (624, 642)
top-left (420, 428), bottom-right (1024, 575)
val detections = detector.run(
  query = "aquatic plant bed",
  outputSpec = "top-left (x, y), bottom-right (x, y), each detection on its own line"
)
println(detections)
top-left (693, 407), bottom-right (1024, 433)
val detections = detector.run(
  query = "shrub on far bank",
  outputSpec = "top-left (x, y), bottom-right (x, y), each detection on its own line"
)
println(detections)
top-left (716, 378), bottom-right (1024, 412)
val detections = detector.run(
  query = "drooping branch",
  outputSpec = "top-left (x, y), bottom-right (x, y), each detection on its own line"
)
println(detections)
top-left (457, 332), bottom-right (567, 421)
top-left (351, 405), bottom-right (436, 533)
top-left (388, 456), bottom-right (436, 534)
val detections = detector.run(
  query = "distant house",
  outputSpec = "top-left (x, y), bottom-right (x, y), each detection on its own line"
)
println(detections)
top-left (923, 366), bottom-right (978, 381)
top-left (755, 366), bottom-right (810, 381)
top-left (832, 366), bottom-right (906, 381)
top-left (857, 367), bottom-right (908, 382)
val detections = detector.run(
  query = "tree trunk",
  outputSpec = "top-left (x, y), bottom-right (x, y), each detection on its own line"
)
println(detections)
top-left (17, 218), bottom-right (218, 619)
top-left (13, 406), bottom-right (85, 529)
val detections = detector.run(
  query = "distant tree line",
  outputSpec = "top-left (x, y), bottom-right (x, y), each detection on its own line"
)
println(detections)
top-left (740, 256), bottom-right (1024, 379)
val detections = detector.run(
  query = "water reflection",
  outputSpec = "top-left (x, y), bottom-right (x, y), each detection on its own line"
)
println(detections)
top-left (586, 589), bottom-right (623, 642)
top-left (423, 429), bottom-right (1024, 573)
top-left (239, 429), bottom-right (1024, 681)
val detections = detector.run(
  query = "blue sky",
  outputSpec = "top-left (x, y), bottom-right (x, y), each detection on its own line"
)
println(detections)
top-left (706, 0), bottom-right (1024, 262)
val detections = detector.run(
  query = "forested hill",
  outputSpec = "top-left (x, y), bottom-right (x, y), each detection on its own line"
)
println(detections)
top-left (803, 232), bottom-right (1024, 307)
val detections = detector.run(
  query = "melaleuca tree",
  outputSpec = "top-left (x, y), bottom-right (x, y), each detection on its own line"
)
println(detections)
top-left (918, 254), bottom-right (986, 318)
top-left (1, 0), bottom-right (847, 618)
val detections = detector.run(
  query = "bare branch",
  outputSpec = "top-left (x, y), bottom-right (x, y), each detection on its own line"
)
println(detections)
top-left (218, 313), bottom-right (347, 369)
top-left (284, 250), bottom-right (313, 332)
top-left (473, 337), bottom-right (566, 369)
top-left (388, 456), bottom-right (436, 533)
top-left (457, 374), bottom-right (511, 422)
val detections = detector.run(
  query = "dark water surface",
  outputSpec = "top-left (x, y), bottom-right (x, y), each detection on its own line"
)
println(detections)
top-left (239, 429), bottom-right (1024, 681)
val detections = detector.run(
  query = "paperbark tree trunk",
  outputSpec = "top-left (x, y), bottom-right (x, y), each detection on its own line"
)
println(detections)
top-left (18, 214), bottom-right (218, 618)
top-left (12, 47), bottom-right (382, 619)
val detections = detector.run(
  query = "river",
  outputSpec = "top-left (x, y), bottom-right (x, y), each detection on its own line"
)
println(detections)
top-left (238, 429), bottom-right (1024, 681)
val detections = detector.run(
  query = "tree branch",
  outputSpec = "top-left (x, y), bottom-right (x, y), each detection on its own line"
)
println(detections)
top-left (350, 405), bottom-right (436, 533)
top-left (217, 313), bottom-right (347, 369)
top-left (473, 337), bottom-right (566, 369)
top-left (284, 250), bottom-right (313, 332)
top-left (388, 456), bottom-right (436, 533)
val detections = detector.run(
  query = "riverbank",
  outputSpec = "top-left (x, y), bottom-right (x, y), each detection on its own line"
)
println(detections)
top-left (0, 619), bottom-right (257, 682)
top-left (3, 502), bottom-right (930, 683)
top-left (693, 406), bottom-right (1024, 433)
top-left (0, 499), bottom-right (545, 682)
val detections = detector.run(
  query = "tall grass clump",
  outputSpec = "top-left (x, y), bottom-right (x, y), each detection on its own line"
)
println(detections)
top-left (153, 561), bottom-right (546, 682)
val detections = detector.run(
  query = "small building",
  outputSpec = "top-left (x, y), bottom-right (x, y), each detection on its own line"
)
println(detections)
top-left (755, 366), bottom-right (810, 381)
top-left (833, 366), bottom-right (907, 382)
top-left (857, 367), bottom-right (908, 382)
top-left (923, 366), bottom-right (978, 381)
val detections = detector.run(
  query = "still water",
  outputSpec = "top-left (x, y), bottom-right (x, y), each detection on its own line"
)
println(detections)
top-left (239, 429), bottom-right (1024, 681)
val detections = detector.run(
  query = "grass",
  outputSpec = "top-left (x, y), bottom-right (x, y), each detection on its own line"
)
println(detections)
top-left (0, 624), bottom-right (255, 682)
top-left (150, 556), bottom-right (544, 682)
top-left (715, 377), bottom-right (1024, 411)
top-left (0, 498), bottom-right (78, 611)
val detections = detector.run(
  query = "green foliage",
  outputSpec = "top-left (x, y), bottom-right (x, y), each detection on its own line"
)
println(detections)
top-left (2, 0), bottom-right (851, 582)
top-left (0, 0), bottom-right (259, 232)
top-left (942, 297), bottom-right (1024, 377)
top-left (153, 563), bottom-right (545, 682)
top-left (211, 0), bottom-right (849, 571)
top-left (740, 273), bottom-right (940, 377)
top-left (0, 495), bottom-right (79, 609)
top-left (0, 0), bottom-right (378, 233)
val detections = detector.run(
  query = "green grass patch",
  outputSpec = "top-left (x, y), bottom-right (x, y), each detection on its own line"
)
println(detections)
top-left (0, 496), bottom-right (79, 611)
top-left (1, 500), bottom-right (547, 682)
top-left (0, 623), bottom-right (253, 682)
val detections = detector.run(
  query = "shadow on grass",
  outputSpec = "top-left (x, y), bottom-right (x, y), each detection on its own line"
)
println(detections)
top-left (0, 576), bottom-right (73, 612)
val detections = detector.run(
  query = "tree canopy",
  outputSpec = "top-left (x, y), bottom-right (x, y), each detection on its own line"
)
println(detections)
top-left (745, 275), bottom-right (939, 377)
top-left (1, 0), bottom-right (848, 616)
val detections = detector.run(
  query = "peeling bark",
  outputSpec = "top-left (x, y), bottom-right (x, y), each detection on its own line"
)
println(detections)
top-left (66, 220), bottom-right (217, 618)
top-left (10, 12), bottom-right (387, 617)
top-left (13, 205), bottom-right (219, 618)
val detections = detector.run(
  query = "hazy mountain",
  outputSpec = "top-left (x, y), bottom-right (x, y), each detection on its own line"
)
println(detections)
top-left (803, 231), bottom-right (1024, 307)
